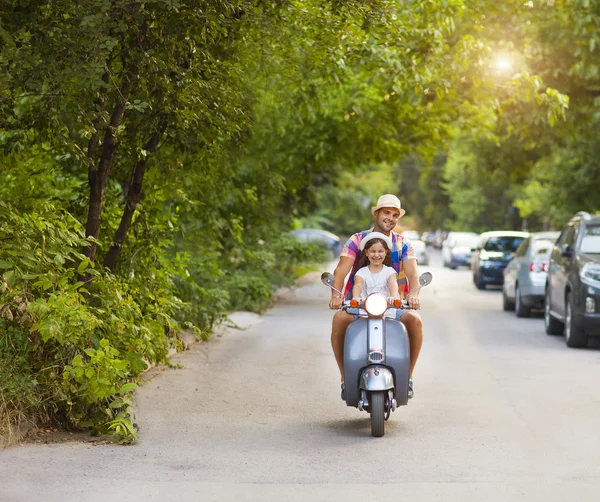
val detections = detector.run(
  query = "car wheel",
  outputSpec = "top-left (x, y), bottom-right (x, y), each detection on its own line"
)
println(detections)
top-left (565, 292), bottom-right (588, 348)
top-left (474, 273), bottom-right (485, 290)
top-left (544, 289), bottom-right (563, 335)
top-left (502, 285), bottom-right (515, 311)
top-left (515, 284), bottom-right (531, 318)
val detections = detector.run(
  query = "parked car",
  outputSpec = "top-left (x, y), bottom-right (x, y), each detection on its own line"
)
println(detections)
top-left (502, 231), bottom-right (560, 317)
top-left (471, 231), bottom-right (529, 289)
top-left (400, 230), bottom-right (429, 266)
top-left (289, 228), bottom-right (342, 259)
top-left (544, 212), bottom-right (600, 347)
top-left (432, 230), bottom-right (448, 249)
top-left (442, 232), bottom-right (480, 269)
top-left (421, 231), bottom-right (435, 247)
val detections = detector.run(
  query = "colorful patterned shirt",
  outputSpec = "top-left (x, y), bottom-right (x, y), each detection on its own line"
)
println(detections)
top-left (341, 229), bottom-right (416, 299)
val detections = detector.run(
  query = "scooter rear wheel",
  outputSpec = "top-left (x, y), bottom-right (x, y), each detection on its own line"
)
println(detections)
top-left (370, 391), bottom-right (385, 438)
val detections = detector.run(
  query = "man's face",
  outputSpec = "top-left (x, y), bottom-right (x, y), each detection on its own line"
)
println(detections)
top-left (374, 207), bottom-right (401, 233)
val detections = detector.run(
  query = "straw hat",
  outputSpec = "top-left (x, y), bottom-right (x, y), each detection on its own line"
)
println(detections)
top-left (371, 194), bottom-right (405, 217)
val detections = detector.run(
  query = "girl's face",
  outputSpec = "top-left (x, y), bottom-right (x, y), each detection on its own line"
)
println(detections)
top-left (366, 241), bottom-right (388, 265)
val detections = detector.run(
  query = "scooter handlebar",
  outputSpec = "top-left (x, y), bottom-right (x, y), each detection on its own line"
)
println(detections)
top-left (342, 298), bottom-right (412, 311)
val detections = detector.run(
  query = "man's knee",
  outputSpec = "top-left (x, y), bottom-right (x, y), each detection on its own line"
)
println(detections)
top-left (401, 311), bottom-right (423, 335)
top-left (332, 311), bottom-right (353, 332)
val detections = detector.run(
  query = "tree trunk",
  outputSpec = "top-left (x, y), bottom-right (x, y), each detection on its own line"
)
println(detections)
top-left (83, 67), bottom-right (138, 267)
top-left (87, 67), bottom-right (110, 161)
top-left (104, 117), bottom-right (169, 271)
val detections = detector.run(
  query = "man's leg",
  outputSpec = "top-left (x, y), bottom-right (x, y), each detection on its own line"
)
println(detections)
top-left (399, 311), bottom-right (423, 378)
top-left (331, 311), bottom-right (354, 380)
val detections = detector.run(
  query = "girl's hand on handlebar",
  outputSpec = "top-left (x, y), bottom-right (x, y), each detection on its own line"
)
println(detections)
top-left (387, 295), bottom-right (401, 306)
top-left (329, 295), bottom-right (344, 310)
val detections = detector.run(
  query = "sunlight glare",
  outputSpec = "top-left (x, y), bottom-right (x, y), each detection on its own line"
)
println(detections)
top-left (495, 57), bottom-right (512, 73)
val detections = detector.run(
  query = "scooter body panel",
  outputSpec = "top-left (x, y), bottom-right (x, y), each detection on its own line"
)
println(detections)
top-left (344, 317), bottom-right (411, 407)
top-left (360, 366), bottom-right (394, 390)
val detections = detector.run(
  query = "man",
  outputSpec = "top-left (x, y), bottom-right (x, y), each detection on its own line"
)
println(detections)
top-left (328, 194), bottom-right (423, 399)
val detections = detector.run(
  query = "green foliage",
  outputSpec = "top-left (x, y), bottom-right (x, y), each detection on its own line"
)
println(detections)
top-left (173, 250), bottom-right (230, 336)
top-left (435, 0), bottom-right (600, 231)
top-left (62, 339), bottom-right (138, 442)
top-left (297, 165), bottom-right (398, 237)
top-left (0, 322), bottom-right (41, 440)
top-left (221, 235), bottom-right (327, 314)
top-left (224, 274), bottom-right (273, 314)
top-left (442, 135), bottom-right (539, 232)
top-left (0, 201), bottom-right (173, 442)
top-left (0, 0), bottom-right (584, 444)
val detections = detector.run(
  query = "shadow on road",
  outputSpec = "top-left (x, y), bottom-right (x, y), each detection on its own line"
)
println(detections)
top-left (315, 416), bottom-right (410, 439)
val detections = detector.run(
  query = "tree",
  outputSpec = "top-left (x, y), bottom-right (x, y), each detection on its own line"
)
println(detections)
top-left (1, 0), bottom-right (256, 271)
top-left (437, 0), bottom-right (599, 230)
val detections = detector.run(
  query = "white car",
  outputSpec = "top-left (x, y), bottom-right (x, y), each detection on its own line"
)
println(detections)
top-left (442, 232), bottom-right (480, 269)
top-left (400, 230), bottom-right (429, 266)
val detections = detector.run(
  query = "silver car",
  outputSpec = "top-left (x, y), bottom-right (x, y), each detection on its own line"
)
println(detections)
top-left (502, 231), bottom-right (560, 317)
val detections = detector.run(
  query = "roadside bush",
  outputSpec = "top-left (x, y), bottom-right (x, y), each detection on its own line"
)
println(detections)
top-left (173, 251), bottom-right (230, 337)
top-left (0, 201), bottom-right (174, 442)
top-left (0, 322), bottom-right (41, 444)
top-left (0, 200), bottom-right (327, 444)
top-left (224, 273), bottom-right (273, 313)
top-left (221, 234), bottom-right (327, 313)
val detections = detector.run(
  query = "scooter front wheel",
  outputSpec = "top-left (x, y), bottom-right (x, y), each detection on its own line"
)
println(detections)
top-left (370, 391), bottom-right (385, 438)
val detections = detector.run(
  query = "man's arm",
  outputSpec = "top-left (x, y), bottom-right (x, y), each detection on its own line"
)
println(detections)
top-left (403, 258), bottom-right (421, 309)
top-left (329, 256), bottom-right (354, 309)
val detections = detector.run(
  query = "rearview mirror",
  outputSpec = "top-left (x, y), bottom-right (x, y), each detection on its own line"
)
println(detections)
top-left (419, 272), bottom-right (433, 287)
top-left (321, 272), bottom-right (335, 287)
top-left (321, 272), bottom-right (345, 297)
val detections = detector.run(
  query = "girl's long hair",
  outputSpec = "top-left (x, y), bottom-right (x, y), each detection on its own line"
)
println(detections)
top-left (357, 238), bottom-right (393, 269)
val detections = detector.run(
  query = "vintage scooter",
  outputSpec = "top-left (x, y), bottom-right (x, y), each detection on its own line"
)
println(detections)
top-left (322, 271), bottom-right (433, 437)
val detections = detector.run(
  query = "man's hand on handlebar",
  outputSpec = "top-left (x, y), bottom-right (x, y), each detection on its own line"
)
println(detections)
top-left (329, 294), bottom-right (345, 310)
top-left (406, 294), bottom-right (421, 310)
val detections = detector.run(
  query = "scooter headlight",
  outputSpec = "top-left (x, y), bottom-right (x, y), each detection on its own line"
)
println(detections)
top-left (364, 293), bottom-right (388, 317)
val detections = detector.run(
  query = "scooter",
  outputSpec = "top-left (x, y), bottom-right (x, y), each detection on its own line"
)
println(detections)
top-left (322, 271), bottom-right (432, 437)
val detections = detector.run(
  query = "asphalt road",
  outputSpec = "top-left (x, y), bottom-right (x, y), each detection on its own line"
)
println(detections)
top-left (2, 250), bottom-right (600, 502)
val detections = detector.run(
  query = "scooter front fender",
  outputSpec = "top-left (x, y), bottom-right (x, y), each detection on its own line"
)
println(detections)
top-left (360, 366), bottom-right (394, 391)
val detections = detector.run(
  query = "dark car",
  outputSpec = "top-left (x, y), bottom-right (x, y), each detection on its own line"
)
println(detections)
top-left (289, 228), bottom-right (342, 259)
top-left (502, 231), bottom-right (560, 317)
top-left (544, 212), bottom-right (600, 347)
top-left (471, 231), bottom-right (529, 290)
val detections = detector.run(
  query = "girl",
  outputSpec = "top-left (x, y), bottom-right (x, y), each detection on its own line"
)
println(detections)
top-left (352, 232), bottom-right (400, 306)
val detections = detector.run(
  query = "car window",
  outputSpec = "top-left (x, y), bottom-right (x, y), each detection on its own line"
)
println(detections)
top-left (556, 224), bottom-right (575, 248)
top-left (532, 239), bottom-right (555, 257)
top-left (581, 225), bottom-right (600, 254)
top-left (556, 226), bottom-right (570, 247)
top-left (570, 221), bottom-right (581, 246)
top-left (455, 235), bottom-right (479, 248)
top-left (444, 234), bottom-right (455, 246)
top-left (514, 238), bottom-right (530, 257)
top-left (483, 236), bottom-right (525, 252)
